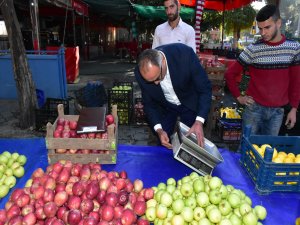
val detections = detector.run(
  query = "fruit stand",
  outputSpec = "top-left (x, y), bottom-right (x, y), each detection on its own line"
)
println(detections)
top-left (0, 138), bottom-right (299, 225)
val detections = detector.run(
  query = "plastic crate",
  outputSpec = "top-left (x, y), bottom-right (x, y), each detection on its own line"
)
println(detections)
top-left (216, 118), bottom-right (242, 141)
top-left (35, 98), bottom-right (69, 132)
top-left (241, 125), bottom-right (300, 194)
top-left (133, 98), bottom-right (147, 125)
top-left (74, 81), bottom-right (107, 107)
top-left (108, 86), bottom-right (133, 125)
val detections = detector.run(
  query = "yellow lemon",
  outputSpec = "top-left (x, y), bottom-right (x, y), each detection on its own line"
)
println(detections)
top-left (274, 182), bottom-right (284, 185)
top-left (294, 157), bottom-right (300, 163)
top-left (273, 148), bottom-right (278, 158)
top-left (283, 157), bottom-right (294, 163)
top-left (260, 144), bottom-right (272, 151)
top-left (276, 172), bottom-right (286, 176)
top-left (252, 144), bottom-right (260, 151)
top-left (272, 157), bottom-right (283, 163)
top-left (278, 151), bottom-right (287, 158)
top-left (287, 153), bottom-right (296, 159)
top-left (296, 154), bottom-right (300, 158)
top-left (287, 182), bottom-right (297, 185)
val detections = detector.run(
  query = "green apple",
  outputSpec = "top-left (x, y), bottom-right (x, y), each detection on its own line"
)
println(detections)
top-left (193, 178), bottom-right (205, 193)
top-left (196, 192), bottom-right (210, 208)
top-left (242, 211), bottom-right (258, 225)
top-left (181, 175), bottom-right (191, 184)
top-left (189, 171), bottom-right (200, 180)
top-left (219, 184), bottom-right (228, 199)
top-left (193, 207), bottom-right (206, 221)
top-left (4, 175), bottom-right (16, 188)
top-left (0, 164), bottom-right (6, 173)
top-left (156, 203), bottom-right (168, 220)
top-left (172, 189), bottom-right (182, 200)
top-left (167, 177), bottom-right (176, 186)
top-left (198, 218), bottom-right (211, 225)
top-left (0, 155), bottom-right (8, 164)
top-left (207, 208), bottom-right (222, 224)
top-left (184, 196), bottom-right (197, 209)
top-left (228, 193), bottom-right (241, 209)
top-left (6, 158), bottom-right (15, 168)
top-left (2, 151), bottom-right (11, 159)
top-left (172, 199), bottom-right (185, 214)
top-left (157, 182), bottom-right (167, 190)
top-left (218, 200), bottom-right (232, 216)
top-left (208, 176), bottom-right (222, 190)
top-left (209, 189), bottom-right (222, 205)
top-left (25, 178), bottom-right (33, 187)
top-left (239, 203), bottom-right (252, 216)
top-left (145, 206), bottom-right (156, 222)
top-left (171, 214), bottom-right (185, 225)
top-left (254, 205), bottom-right (267, 220)
top-left (166, 185), bottom-right (176, 194)
top-left (160, 191), bottom-right (173, 207)
top-left (10, 162), bottom-right (20, 170)
top-left (13, 166), bottom-right (25, 178)
top-left (4, 168), bottom-right (13, 177)
top-left (11, 152), bottom-right (20, 161)
top-left (17, 155), bottom-right (27, 166)
top-left (0, 184), bottom-right (10, 198)
top-left (181, 207), bottom-right (194, 223)
top-left (230, 213), bottom-right (242, 225)
top-left (180, 182), bottom-right (193, 197)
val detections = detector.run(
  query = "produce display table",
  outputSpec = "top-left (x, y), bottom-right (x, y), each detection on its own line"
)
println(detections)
top-left (0, 138), bottom-right (299, 224)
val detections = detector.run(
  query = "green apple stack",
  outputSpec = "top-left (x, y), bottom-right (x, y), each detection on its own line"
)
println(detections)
top-left (145, 172), bottom-right (267, 225)
top-left (0, 151), bottom-right (27, 199)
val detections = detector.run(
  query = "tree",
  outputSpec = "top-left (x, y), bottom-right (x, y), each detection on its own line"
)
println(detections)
top-left (224, 5), bottom-right (256, 48)
top-left (0, 0), bottom-right (37, 129)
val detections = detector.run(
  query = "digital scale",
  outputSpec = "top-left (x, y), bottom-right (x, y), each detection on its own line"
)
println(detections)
top-left (172, 122), bottom-right (224, 176)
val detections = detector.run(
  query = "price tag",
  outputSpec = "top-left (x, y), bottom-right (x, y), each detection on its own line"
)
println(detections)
top-left (82, 126), bottom-right (97, 132)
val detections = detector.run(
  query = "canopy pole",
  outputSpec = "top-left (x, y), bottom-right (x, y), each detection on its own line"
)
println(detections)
top-left (194, 0), bottom-right (205, 53)
top-left (221, 0), bottom-right (225, 49)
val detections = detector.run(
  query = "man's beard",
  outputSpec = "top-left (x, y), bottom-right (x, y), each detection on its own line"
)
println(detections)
top-left (264, 27), bottom-right (279, 42)
top-left (168, 11), bottom-right (179, 22)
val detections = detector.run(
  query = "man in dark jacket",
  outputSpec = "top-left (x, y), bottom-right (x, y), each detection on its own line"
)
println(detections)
top-left (135, 43), bottom-right (211, 148)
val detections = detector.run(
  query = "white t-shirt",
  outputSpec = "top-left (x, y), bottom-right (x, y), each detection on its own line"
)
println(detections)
top-left (152, 18), bottom-right (196, 52)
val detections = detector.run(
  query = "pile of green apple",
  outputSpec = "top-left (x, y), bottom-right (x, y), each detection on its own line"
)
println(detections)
top-left (145, 172), bottom-right (267, 225)
top-left (0, 151), bottom-right (27, 198)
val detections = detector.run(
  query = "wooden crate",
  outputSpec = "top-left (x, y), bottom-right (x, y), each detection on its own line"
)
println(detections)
top-left (46, 104), bottom-right (118, 164)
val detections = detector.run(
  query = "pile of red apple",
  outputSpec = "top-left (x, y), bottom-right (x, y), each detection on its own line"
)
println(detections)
top-left (53, 114), bottom-right (115, 154)
top-left (0, 160), bottom-right (154, 225)
top-left (53, 114), bottom-right (115, 139)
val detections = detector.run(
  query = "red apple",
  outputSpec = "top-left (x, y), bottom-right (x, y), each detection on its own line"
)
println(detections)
top-left (67, 196), bottom-right (81, 210)
top-left (69, 121), bottom-right (78, 130)
top-left (43, 202), bottom-right (58, 218)
top-left (21, 204), bottom-right (34, 216)
top-left (121, 209), bottom-right (136, 225)
top-left (67, 209), bottom-right (82, 225)
top-left (57, 118), bottom-right (65, 126)
top-left (53, 130), bottom-right (62, 138)
top-left (133, 201), bottom-right (146, 216)
top-left (85, 181), bottom-right (100, 200)
top-left (101, 205), bottom-right (114, 222)
top-left (106, 115), bottom-right (114, 125)
top-left (54, 191), bottom-right (68, 207)
top-left (10, 189), bottom-right (24, 203)
top-left (87, 133), bottom-right (96, 139)
top-left (22, 212), bottom-right (36, 225)
top-left (80, 199), bottom-right (94, 215)
top-left (105, 192), bottom-right (118, 207)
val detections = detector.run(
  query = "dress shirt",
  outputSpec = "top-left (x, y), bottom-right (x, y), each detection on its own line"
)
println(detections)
top-left (152, 18), bottom-right (196, 52)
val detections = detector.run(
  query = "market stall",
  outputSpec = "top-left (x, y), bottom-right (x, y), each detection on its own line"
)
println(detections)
top-left (0, 138), bottom-right (299, 225)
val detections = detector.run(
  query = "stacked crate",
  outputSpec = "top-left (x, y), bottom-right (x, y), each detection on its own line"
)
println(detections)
top-left (107, 82), bottom-right (133, 125)
top-left (35, 98), bottom-right (69, 132)
top-left (202, 60), bottom-right (226, 138)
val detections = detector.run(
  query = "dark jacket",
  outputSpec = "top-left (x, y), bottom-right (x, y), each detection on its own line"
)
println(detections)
top-left (135, 43), bottom-right (212, 127)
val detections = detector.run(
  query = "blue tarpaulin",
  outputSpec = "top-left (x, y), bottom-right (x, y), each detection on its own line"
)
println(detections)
top-left (0, 138), bottom-right (299, 224)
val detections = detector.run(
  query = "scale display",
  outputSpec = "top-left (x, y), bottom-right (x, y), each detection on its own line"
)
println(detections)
top-left (177, 148), bottom-right (213, 175)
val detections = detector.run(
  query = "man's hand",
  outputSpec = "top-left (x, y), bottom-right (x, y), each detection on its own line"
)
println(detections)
top-left (237, 95), bottom-right (254, 106)
top-left (185, 121), bottom-right (204, 148)
top-left (285, 107), bottom-right (297, 129)
top-left (157, 129), bottom-right (172, 149)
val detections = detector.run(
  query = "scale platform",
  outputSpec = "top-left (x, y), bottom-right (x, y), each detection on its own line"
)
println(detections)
top-left (171, 122), bottom-right (224, 176)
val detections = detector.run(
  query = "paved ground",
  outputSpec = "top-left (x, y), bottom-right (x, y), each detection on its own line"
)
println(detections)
top-left (0, 53), bottom-right (239, 150)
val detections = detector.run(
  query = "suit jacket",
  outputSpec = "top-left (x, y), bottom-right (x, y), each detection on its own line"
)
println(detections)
top-left (135, 43), bottom-right (212, 127)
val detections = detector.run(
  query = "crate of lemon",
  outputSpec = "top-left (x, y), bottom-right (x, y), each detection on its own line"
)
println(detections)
top-left (240, 125), bottom-right (300, 194)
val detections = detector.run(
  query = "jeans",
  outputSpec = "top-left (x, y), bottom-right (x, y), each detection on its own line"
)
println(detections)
top-left (242, 102), bottom-right (284, 136)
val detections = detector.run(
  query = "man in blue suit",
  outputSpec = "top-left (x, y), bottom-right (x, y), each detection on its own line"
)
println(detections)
top-left (135, 43), bottom-right (211, 148)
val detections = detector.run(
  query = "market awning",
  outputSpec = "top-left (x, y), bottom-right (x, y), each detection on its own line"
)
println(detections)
top-left (132, 4), bottom-right (195, 21)
top-left (44, 0), bottom-right (89, 16)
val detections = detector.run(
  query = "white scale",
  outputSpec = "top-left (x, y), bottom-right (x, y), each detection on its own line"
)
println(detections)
top-left (172, 122), bottom-right (224, 176)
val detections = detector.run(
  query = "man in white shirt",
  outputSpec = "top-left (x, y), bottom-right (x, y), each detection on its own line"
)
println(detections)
top-left (152, 0), bottom-right (196, 52)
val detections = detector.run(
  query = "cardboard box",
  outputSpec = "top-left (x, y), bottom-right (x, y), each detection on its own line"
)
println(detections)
top-left (46, 104), bottom-right (118, 164)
